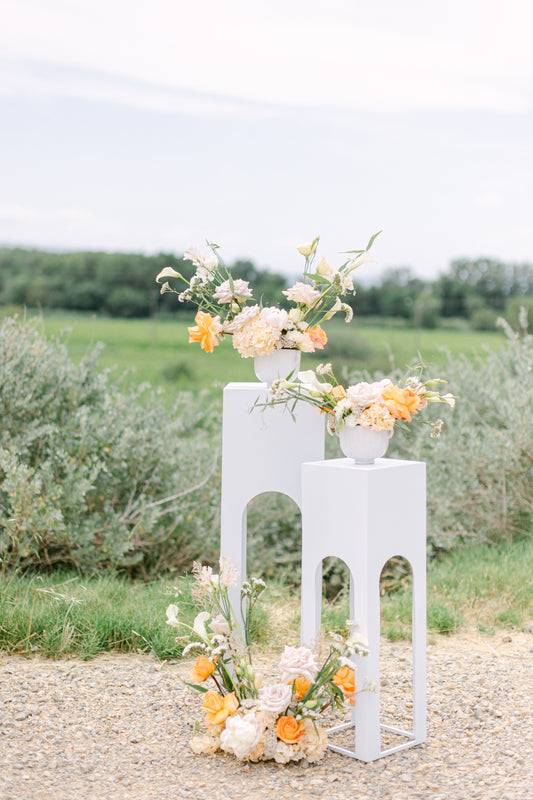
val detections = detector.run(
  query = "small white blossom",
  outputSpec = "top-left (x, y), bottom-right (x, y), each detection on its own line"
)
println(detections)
top-left (219, 556), bottom-right (239, 588)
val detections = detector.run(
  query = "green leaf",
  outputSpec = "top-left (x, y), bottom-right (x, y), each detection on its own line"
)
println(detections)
top-left (365, 230), bottom-right (382, 251)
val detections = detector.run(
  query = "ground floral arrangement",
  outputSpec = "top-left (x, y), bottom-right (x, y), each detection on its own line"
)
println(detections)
top-left (265, 364), bottom-right (456, 438)
top-left (155, 233), bottom-right (379, 356)
top-left (167, 558), bottom-right (369, 763)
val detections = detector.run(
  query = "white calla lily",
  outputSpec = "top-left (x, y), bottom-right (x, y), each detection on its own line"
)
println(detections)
top-left (346, 252), bottom-right (376, 273)
top-left (297, 370), bottom-right (332, 395)
top-left (156, 266), bottom-right (184, 283)
top-left (193, 611), bottom-right (211, 641)
top-left (165, 604), bottom-right (180, 628)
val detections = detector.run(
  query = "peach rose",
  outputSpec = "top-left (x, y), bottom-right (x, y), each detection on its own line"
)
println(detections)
top-left (307, 325), bottom-right (328, 350)
top-left (289, 677), bottom-right (312, 700)
top-left (202, 691), bottom-right (239, 726)
top-left (332, 665), bottom-right (356, 703)
top-left (276, 715), bottom-right (305, 744)
top-left (188, 655), bottom-right (217, 683)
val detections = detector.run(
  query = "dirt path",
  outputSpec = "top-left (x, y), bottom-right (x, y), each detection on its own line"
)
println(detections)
top-left (1, 632), bottom-right (532, 800)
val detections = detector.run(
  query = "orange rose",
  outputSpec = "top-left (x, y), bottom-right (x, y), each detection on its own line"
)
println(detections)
top-left (307, 325), bottom-right (328, 350)
top-left (380, 385), bottom-right (422, 422)
top-left (202, 690), bottom-right (239, 726)
top-left (332, 666), bottom-right (356, 704)
top-left (276, 715), bottom-right (305, 744)
top-left (188, 655), bottom-right (217, 683)
top-left (188, 311), bottom-right (222, 353)
top-left (289, 677), bottom-right (312, 700)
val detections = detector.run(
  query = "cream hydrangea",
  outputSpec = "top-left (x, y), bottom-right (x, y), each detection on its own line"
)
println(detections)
top-left (232, 315), bottom-right (279, 357)
top-left (357, 402), bottom-right (395, 431)
top-left (300, 719), bottom-right (328, 763)
top-left (281, 330), bottom-right (314, 352)
top-left (190, 735), bottom-right (220, 755)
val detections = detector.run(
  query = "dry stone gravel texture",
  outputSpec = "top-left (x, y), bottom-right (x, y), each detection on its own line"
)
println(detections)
top-left (0, 632), bottom-right (532, 800)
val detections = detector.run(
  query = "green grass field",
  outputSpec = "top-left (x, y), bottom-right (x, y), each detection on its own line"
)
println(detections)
top-left (1, 538), bottom-right (531, 659)
top-left (36, 311), bottom-right (504, 392)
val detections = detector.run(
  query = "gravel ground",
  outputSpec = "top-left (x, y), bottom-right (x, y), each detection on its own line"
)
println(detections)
top-left (1, 632), bottom-right (532, 800)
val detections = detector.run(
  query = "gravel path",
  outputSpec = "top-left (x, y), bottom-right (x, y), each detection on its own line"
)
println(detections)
top-left (1, 632), bottom-right (532, 800)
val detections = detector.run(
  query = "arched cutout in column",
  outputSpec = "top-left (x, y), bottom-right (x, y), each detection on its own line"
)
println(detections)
top-left (320, 556), bottom-right (352, 633)
top-left (379, 555), bottom-right (414, 753)
top-left (246, 491), bottom-right (302, 586)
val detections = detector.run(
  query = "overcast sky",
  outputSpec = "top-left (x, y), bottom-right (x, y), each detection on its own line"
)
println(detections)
top-left (1, 0), bottom-right (532, 279)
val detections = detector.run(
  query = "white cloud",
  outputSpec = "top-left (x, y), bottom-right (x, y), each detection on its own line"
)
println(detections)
top-left (2, 0), bottom-right (532, 114)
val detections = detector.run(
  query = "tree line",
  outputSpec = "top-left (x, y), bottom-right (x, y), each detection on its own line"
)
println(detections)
top-left (1, 247), bottom-right (532, 329)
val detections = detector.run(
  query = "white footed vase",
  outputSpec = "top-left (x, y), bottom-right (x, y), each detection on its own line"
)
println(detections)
top-left (338, 425), bottom-right (393, 465)
top-left (253, 349), bottom-right (301, 387)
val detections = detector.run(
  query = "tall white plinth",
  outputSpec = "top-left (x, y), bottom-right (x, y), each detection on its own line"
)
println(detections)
top-left (220, 382), bottom-right (324, 611)
top-left (301, 457), bottom-right (426, 762)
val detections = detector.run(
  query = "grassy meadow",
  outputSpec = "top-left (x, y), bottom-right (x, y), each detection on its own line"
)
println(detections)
top-left (1, 309), bottom-right (530, 659)
top-left (36, 311), bottom-right (505, 393)
top-left (1, 537), bottom-right (531, 659)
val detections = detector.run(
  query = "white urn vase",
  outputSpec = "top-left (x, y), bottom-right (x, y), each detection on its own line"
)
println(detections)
top-left (253, 349), bottom-right (301, 387)
top-left (338, 425), bottom-right (393, 465)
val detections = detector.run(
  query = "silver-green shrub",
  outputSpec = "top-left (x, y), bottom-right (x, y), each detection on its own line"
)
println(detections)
top-left (0, 316), bottom-right (221, 574)
top-left (388, 312), bottom-right (533, 550)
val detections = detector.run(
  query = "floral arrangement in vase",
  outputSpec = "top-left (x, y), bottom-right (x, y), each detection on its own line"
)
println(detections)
top-left (155, 234), bottom-right (379, 366)
top-left (167, 557), bottom-right (369, 763)
top-left (263, 364), bottom-right (456, 463)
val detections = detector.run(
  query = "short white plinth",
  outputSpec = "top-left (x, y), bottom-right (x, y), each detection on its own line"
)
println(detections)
top-left (301, 457), bottom-right (427, 762)
top-left (220, 382), bottom-right (324, 611)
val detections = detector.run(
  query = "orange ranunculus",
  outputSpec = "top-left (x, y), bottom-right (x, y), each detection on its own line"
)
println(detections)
top-left (276, 715), bottom-right (305, 744)
top-left (289, 676), bottom-right (312, 700)
top-left (202, 690), bottom-right (239, 726)
top-left (332, 666), bottom-right (356, 703)
top-left (188, 311), bottom-right (222, 353)
top-left (188, 655), bottom-right (217, 683)
top-left (380, 385), bottom-right (422, 422)
top-left (307, 325), bottom-right (328, 350)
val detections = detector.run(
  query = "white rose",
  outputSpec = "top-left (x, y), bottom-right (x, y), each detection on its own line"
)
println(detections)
top-left (214, 279), bottom-right (253, 304)
top-left (260, 306), bottom-right (289, 331)
top-left (346, 379), bottom-right (392, 409)
top-left (209, 614), bottom-right (230, 636)
top-left (278, 645), bottom-right (318, 683)
top-left (220, 712), bottom-right (264, 759)
top-left (316, 256), bottom-right (335, 279)
top-left (258, 683), bottom-right (293, 715)
top-left (296, 240), bottom-right (318, 257)
top-left (282, 282), bottom-right (321, 306)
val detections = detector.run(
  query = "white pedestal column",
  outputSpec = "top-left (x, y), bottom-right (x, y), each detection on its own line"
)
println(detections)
top-left (301, 457), bottom-right (427, 762)
top-left (220, 382), bottom-right (325, 611)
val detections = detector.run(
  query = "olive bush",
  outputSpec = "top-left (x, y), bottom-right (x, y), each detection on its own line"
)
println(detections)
top-left (0, 316), bottom-right (221, 575)
top-left (388, 312), bottom-right (533, 550)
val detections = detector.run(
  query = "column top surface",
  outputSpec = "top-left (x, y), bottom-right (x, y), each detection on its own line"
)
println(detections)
top-left (303, 457), bottom-right (425, 470)
top-left (224, 382), bottom-right (267, 391)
